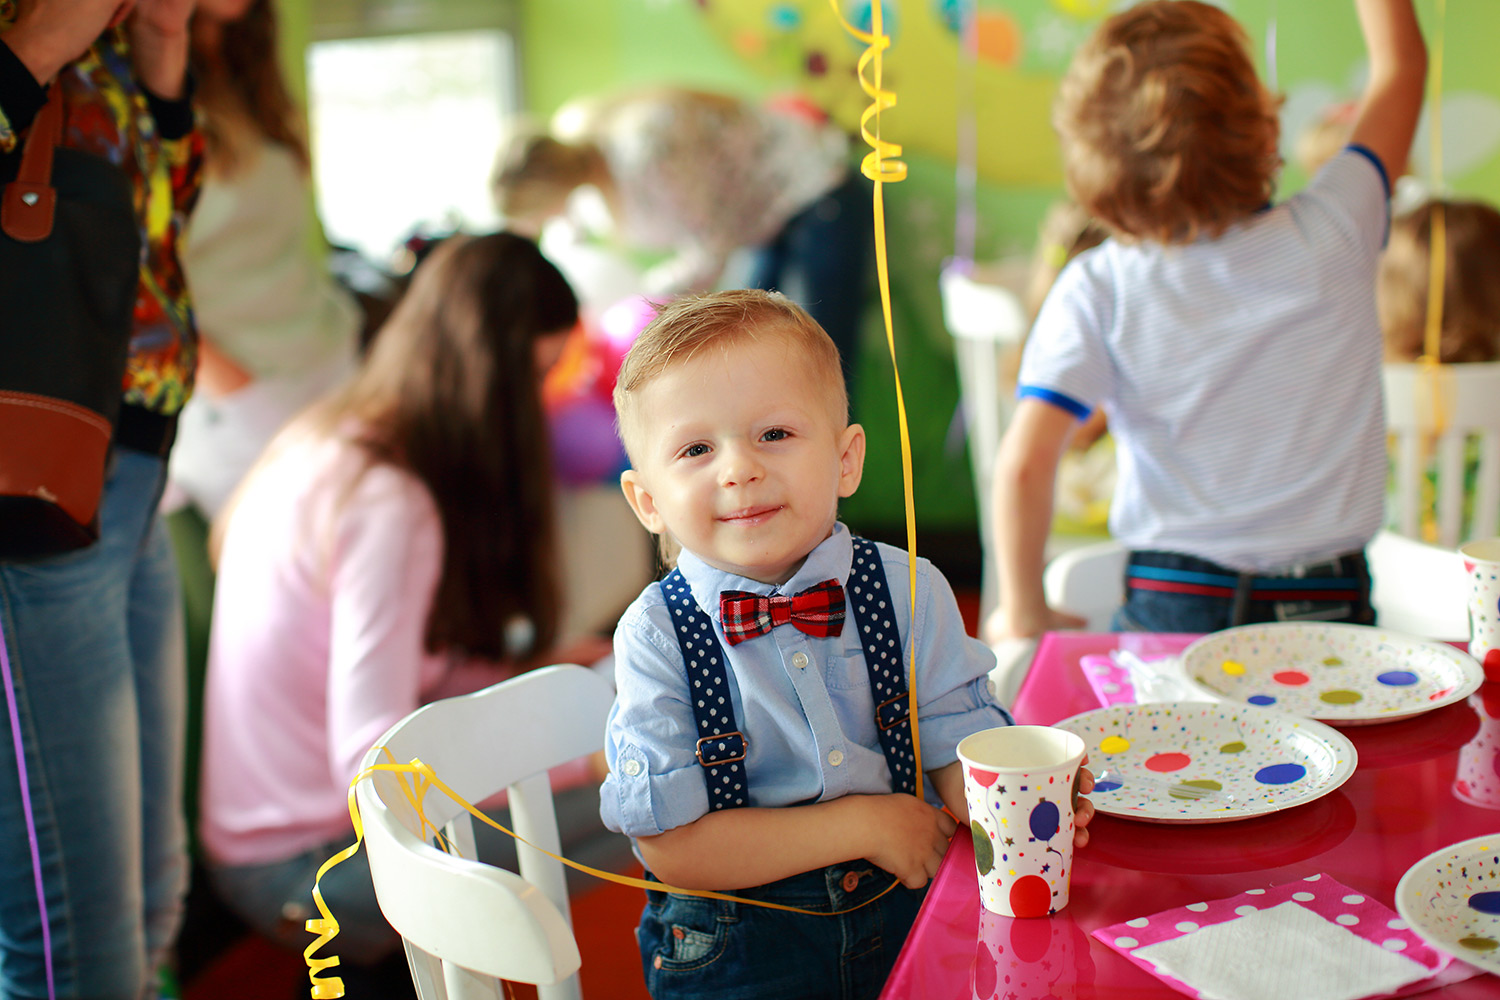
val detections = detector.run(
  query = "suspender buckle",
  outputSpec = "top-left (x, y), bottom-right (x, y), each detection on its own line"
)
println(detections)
top-left (696, 731), bottom-right (748, 766)
top-left (875, 693), bottom-right (910, 731)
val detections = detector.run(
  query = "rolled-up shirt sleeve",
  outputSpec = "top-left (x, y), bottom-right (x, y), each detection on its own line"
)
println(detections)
top-left (600, 595), bottom-right (715, 838)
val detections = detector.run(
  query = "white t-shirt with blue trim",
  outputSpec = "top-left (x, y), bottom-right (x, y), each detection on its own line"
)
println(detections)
top-left (1018, 148), bottom-right (1391, 572)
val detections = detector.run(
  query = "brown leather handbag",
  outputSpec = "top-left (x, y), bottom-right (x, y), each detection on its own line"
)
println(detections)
top-left (0, 83), bottom-right (140, 559)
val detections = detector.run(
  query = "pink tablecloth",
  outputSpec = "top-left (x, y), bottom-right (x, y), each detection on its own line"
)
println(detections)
top-left (881, 632), bottom-right (1500, 999)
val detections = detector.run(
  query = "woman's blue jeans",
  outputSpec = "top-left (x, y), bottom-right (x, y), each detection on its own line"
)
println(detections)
top-left (0, 450), bottom-right (187, 999)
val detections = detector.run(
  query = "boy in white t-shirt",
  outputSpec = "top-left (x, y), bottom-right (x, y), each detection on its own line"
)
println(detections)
top-left (988, 0), bottom-right (1428, 639)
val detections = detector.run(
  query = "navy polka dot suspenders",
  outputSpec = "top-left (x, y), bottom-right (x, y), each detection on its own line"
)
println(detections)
top-left (848, 537), bottom-right (918, 794)
top-left (659, 537), bottom-right (916, 812)
top-left (660, 570), bottom-right (749, 809)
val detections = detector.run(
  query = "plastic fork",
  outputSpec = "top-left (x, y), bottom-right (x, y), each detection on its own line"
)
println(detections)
top-left (1095, 769), bottom-right (1236, 802)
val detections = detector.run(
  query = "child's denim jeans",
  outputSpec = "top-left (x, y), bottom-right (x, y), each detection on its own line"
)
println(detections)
top-left (1113, 549), bottom-right (1375, 633)
top-left (639, 861), bottom-right (925, 1000)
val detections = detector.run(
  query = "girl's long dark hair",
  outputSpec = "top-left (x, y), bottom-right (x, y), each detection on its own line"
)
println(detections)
top-left (325, 232), bottom-right (575, 660)
top-left (190, 0), bottom-right (310, 173)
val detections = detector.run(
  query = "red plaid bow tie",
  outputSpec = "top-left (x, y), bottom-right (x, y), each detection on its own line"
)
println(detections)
top-left (719, 580), bottom-right (846, 646)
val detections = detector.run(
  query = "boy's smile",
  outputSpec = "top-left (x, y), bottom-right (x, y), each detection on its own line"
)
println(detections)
top-left (620, 331), bottom-right (865, 585)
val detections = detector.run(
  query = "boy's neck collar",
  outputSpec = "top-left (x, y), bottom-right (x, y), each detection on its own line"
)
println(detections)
top-left (676, 524), bottom-right (853, 607)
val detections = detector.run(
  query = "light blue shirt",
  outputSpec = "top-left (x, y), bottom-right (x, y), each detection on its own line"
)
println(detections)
top-left (600, 523), bottom-right (1010, 839)
top-left (1018, 147), bottom-right (1391, 572)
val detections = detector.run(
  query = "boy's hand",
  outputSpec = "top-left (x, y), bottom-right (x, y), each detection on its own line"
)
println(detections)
top-left (1073, 760), bottom-right (1097, 849)
top-left (983, 602), bottom-right (1087, 644)
top-left (860, 793), bottom-right (958, 889)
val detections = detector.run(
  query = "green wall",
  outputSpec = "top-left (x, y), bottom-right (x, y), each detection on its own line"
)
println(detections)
top-left (516, 0), bottom-right (1499, 541)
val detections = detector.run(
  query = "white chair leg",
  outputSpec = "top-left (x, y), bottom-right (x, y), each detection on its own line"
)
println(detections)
top-left (442, 961), bottom-right (504, 1000)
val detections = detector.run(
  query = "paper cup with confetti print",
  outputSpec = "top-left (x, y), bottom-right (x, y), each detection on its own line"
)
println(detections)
top-left (957, 726), bottom-right (1086, 918)
top-left (1461, 539), bottom-right (1500, 682)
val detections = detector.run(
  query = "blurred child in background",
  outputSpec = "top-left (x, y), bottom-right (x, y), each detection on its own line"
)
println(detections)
top-left (990, 0), bottom-right (1426, 638)
top-left (199, 233), bottom-right (628, 994)
top-left (1378, 198), bottom-right (1500, 364)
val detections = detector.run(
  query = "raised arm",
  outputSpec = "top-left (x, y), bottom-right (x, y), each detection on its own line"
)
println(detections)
top-left (637, 792), bottom-right (956, 891)
top-left (1347, 0), bottom-right (1427, 183)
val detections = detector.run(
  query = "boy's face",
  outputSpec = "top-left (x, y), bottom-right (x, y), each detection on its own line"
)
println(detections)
top-left (619, 333), bottom-right (865, 586)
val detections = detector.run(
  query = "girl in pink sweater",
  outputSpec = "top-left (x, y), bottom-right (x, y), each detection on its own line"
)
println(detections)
top-left (198, 232), bottom-right (626, 988)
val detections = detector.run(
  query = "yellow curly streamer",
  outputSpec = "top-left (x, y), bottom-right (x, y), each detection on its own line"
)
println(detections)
top-left (827, 0), bottom-right (924, 796)
top-left (303, 752), bottom-right (902, 996)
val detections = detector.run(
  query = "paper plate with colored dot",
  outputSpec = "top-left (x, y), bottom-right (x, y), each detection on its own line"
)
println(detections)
top-left (1054, 701), bottom-right (1357, 823)
top-left (1396, 835), bottom-right (1500, 975)
top-left (1181, 622), bottom-right (1482, 726)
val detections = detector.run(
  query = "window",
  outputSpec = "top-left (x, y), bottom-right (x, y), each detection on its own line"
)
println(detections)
top-left (306, 17), bottom-right (519, 262)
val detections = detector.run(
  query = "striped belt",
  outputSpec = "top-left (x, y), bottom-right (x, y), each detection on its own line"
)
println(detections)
top-left (1125, 563), bottom-right (1363, 603)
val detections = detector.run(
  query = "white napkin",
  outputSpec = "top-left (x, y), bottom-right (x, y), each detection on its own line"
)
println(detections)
top-left (1132, 901), bottom-right (1432, 1000)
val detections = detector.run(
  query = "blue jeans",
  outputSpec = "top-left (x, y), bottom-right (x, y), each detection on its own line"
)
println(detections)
top-left (639, 862), bottom-right (924, 1000)
top-left (1112, 549), bottom-right (1375, 633)
top-left (0, 450), bottom-right (187, 999)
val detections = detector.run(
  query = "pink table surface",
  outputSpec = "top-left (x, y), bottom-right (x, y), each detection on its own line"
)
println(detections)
top-left (881, 632), bottom-right (1500, 1000)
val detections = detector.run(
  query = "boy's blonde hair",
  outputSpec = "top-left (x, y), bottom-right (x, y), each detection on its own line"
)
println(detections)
top-left (613, 289), bottom-right (848, 463)
top-left (1054, 0), bottom-right (1281, 245)
top-left (1378, 198), bottom-right (1500, 363)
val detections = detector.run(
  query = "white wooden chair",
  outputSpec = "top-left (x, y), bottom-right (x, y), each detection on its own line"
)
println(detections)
top-left (1383, 361), bottom-right (1500, 551)
top-left (1039, 530), bottom-right (1468, 640)
top-left (1042, 539), bottom-right (1130, 633)
top-left (355, 665), bottom-right (615, 1000)
top-left (939, 261), bottom-right (1030, 622)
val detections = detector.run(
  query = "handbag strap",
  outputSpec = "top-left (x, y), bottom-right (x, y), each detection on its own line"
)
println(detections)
top-left (2, 83), bottom-right (64, 243)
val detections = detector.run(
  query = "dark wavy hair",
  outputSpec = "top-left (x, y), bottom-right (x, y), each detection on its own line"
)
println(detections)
top-left (314, 232), bottom-right (576, 659)
top-left (190, 0), bottom-right (310, 174)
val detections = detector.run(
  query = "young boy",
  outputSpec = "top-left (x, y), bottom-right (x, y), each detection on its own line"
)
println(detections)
top-left (990, 0), bottom-right (1427, 639)
top-left (602, 289), bottom-right (1093, 1000)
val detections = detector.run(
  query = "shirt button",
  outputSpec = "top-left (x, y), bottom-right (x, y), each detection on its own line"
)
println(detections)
top-left (622, 759), bottom-right (642, 777)
top-left (828, 749), bottom-right (844, 767)
top-left (792, 652), bottom-right (809, 670)
top-left (841, 871), bottom-right (861, 892)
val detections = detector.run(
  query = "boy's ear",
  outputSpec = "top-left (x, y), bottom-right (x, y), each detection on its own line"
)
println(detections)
top-left (620, 468), bottom-right (666, 535)
top-left (837, 423), bottom-right (866, 499)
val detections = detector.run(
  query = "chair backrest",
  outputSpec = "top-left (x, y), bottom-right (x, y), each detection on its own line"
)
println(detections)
top-left (1041, 539), bottom-right (1127, 633)
top-left (1383, 361), bottom-right (1500, 551)
top-left (1038, 532), bottom-right (1469, 641)
top-left (1366, 529), bottom-right (1470, 641)
top-left (941, 264), bottom-right (1030, 620)
top-left (355, 664), bottom-right (616, 1000)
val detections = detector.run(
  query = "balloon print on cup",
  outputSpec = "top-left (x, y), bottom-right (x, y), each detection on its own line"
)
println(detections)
top-left (1461, 539), bottom-right (1500, 683)
top-left (957, 725), bottom-right (1086, 918)
top-left (970, 906), bottom-right (1096, 1000)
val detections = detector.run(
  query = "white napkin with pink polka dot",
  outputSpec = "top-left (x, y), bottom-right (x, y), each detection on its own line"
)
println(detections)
top-left (1095, 874), bottom-right (1479, 1000)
